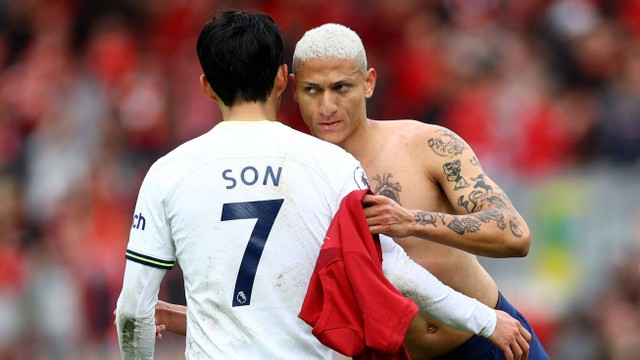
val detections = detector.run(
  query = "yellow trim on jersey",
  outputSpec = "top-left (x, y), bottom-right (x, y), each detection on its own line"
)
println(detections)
top-left (125, 249), bottom-right (174, 270)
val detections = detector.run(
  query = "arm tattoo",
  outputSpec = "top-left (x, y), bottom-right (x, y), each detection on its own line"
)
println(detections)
top-left (472, 209), bottom-right (506, 230)
top-left (457, 174), bottom-right (492, 213)
top-left (510, 221), bottom-right (523, 238)
top-left (451, 173), bottom-right (523, 235)
top-left (415, 211), bottom-right (508, 236)
top-left (372, 173), bottom-right (402, 205)
top-left (415, 211), bottom-right (437, 227)
top-left (470, 156), bottom-right (480, 167)
top-left (486, 195), bottom-right (517, 219)
top-left (447, 216), bottom-right (481, 235)
top-left (443, 160), bottom-right (469, 190)
top-left (415, 209), bottom-right (515, 237)
top-left (427, 129), bottom-right (469, 157)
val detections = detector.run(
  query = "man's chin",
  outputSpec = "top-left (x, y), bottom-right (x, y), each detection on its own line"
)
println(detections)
top-left (315, 132), bottom-right (344, 146)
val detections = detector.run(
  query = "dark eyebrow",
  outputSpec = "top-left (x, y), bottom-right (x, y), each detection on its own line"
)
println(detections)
top-left (301, 77), bottom-right (353, 89)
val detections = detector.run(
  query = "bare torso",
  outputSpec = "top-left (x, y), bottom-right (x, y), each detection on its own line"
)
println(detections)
top-left (352, 120), bottom-right (499, 359)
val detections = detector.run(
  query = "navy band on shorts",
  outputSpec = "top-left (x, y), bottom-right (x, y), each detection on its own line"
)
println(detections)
top-left (431, 292), bottom-right (550, 360)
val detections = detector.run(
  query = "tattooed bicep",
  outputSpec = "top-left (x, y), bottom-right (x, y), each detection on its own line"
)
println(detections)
top-left (456, 173), bottom-right (518, 217)
top-left (442, 160), bottom-right (469, 191)
top-left (441, 155), bottom-right (488, 187)
top-left (427, 128), bottom-right (469, 157)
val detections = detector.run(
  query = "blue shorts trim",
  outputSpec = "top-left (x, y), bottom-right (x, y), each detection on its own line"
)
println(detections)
top-left (431, 292), bottom-right (549, 360)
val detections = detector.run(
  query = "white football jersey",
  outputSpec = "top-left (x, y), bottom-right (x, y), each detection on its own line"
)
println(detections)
top-left (124, 120), bottom-right (369, 359)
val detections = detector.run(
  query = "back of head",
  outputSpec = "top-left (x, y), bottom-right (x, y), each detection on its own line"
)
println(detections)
top-left (292, 23), bottom-right (367, 74)
top-left (196, 10), bottom-right (284, 106)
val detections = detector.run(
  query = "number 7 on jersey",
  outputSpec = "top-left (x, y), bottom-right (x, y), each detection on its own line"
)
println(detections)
top-left (221, 199), bottom-right (284, 307)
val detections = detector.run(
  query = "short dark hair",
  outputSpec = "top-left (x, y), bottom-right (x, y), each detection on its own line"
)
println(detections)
top-left (196, 10), bottom-right (284, 107)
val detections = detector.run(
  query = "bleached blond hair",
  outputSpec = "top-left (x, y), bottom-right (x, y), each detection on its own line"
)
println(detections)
top-left (292, 23), bottom-right (367, 74)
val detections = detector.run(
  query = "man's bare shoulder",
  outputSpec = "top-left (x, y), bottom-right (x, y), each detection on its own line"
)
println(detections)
top-left (371, 119), bottom-right (445, 137)
top-left (371, 120), bottom-right (459, 151)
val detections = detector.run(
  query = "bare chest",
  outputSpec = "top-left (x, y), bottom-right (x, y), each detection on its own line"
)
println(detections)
top-left (362, 156), bottom-right (447, 212)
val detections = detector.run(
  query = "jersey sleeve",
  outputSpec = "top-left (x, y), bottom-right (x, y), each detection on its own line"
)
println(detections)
top-left (335, 155), bottom-right (371, 203)
top-left (126, 166), bottom-right (176, 270)
top-left (379, 235), bottom-right (497, 338)
top-left (116, 261), bottom-right (166, 359)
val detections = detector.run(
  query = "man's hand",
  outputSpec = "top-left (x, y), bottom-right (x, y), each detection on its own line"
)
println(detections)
top-left (114, 306), bottom-right (165, 340)
top-left (154, 299), bottom-right (188, 336)
top-left (362, 194), bottom-right (415, 238)
top-left (155, 300), bottom-right (170, 340)
top-left (488, 310), bottom-right (531, 360)
top-left (155, 321), bottom-right (167, 340)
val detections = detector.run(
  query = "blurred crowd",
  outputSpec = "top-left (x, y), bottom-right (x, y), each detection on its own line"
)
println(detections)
top-left (0, 0), bottom-right (639, 359)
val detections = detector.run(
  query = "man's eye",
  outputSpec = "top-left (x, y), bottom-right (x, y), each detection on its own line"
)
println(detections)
top-left (305, 87), bottom-right (318, 94)
top-left (337, 84), bottom-right (350, 91)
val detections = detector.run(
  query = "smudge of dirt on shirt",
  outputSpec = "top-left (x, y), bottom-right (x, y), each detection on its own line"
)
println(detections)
top-left (121, 318), bottom-right (138, 352)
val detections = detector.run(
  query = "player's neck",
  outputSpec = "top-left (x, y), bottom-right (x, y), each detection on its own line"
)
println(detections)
top-left (339, 118), bottom-right (375, 160)
top-left (221, 100), bottom-right (279, 122)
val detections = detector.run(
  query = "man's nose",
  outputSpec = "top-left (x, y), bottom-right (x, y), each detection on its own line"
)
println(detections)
top-left (319, 93), bottom-right (338, 117)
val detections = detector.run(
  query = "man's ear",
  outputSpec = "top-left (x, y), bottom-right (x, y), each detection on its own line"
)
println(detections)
top-left (364, 68), bottom-right (377, 99)
top-left (200, 74), bottom-right (218, 102)
top-left (274, 64), bottom-right (288, 97)
top-left (288, 73), bottom-right (298, 102)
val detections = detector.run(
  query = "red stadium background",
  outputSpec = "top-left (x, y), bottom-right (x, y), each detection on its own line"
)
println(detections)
top-left (1, 0), bottom-right (639, 359)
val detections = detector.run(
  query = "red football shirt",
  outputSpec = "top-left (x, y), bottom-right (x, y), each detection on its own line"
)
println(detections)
top-left (299, 189), bottom-right (418, 359)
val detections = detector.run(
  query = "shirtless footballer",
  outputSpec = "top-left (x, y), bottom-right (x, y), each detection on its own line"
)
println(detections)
top-left (289, 23), bottom-right (549, 360)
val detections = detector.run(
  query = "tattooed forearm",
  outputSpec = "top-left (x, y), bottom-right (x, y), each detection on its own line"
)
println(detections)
top-left (414, 209), bottom-right (509, 236)
top-left (447, 217), bottom-right (481, 235)
top-left (372, 173), bottom-right (402, 205)
top-left (472, 209), bottom-right (506, 230)
top-left (427, 129), bottom-right (469, 157)
top-left (447, 211), bottom-right (512, 235)
top-left (415, 211), bottom-right (438, 227)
